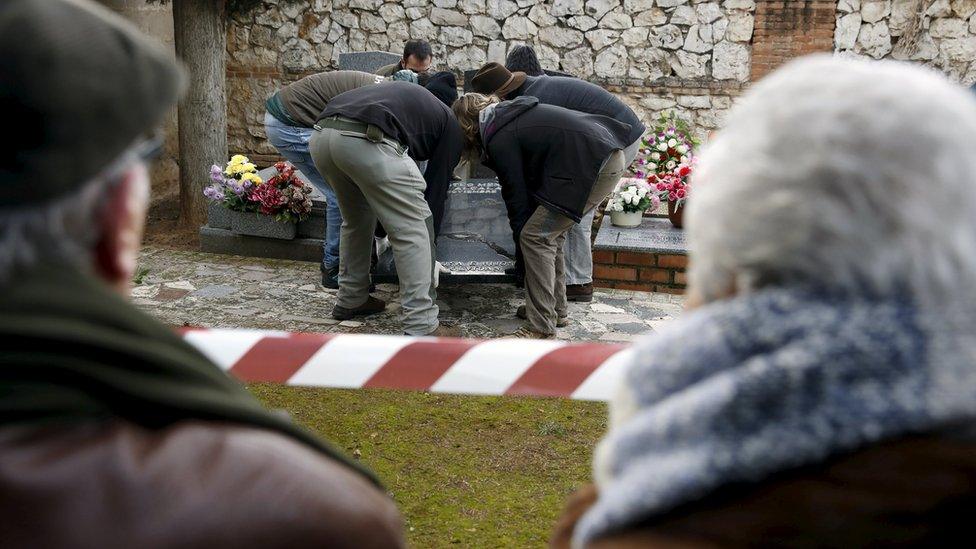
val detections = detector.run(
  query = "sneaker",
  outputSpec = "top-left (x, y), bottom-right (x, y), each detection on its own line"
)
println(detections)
top-left (321, 264), bottom-right (339, 290)
top-left (416, 324), bottom-right (462, 338)
top-left (516, 305), bottom-right (569, 327)
top-left (507, 326), bottom-right (554, 339)
top-left (566, 283), bottom-right (594, 302)
top-left (332, 296), bottom-right (386, 320)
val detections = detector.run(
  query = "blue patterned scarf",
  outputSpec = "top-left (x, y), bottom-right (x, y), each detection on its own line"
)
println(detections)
top-left (575, 288), bottom-right (976, 545)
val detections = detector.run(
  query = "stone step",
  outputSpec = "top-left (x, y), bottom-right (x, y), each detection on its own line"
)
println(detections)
top-left (592, 215), bottom-right (688, 294)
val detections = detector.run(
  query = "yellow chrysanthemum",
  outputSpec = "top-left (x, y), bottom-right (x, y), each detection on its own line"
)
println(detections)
top-left (241, 162), bottom-right (257, 173)
top-left (241, 172), bottom-right (263, 185)
top-left (229, 154), bottom-right (248, 166)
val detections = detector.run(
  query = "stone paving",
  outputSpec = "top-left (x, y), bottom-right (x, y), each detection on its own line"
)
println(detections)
top-left (133, 246), bottom-right (684, 342)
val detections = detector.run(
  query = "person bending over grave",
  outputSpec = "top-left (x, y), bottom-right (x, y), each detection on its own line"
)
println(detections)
top-left (376, 39), bottom-right (433, 77)
top-left (310, 82), bottom-right (462, 337)
top-left (472, 62), bottom-right (645, 304)
top-left (452, 94), bottom-right (631, 339)
top-left (505, 44), bottom-right (545, 77)
top-left (265, 70), bottom-right (384, 289)
top-left (552, 55), bottom-right (976, 548)
top-left (0, 1), bottom-right (405, 547)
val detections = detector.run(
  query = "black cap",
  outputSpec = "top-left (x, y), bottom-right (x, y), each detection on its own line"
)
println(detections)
top-left (0, 0), bottom-right (186, 208)
top-left (424, 71), bottom-right (458, 108)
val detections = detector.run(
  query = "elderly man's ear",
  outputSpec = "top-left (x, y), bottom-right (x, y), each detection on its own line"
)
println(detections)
top-left (94, 163), bottom-right (150, 294)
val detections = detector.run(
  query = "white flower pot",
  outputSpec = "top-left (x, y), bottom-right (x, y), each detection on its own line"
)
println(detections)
top-left (610, 210), bottom-right (643, 228)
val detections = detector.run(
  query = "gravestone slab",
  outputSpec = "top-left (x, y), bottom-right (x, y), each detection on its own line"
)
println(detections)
top-left (338, 51), bottom-right (400, 74)
top-left (374, 178), bottom-right (516, 283)
top-left (202, 169), bottom-right (518, 283)
top-left (593, 216), bottom-right (686, 255)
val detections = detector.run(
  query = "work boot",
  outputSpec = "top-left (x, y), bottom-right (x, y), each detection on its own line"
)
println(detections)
top-left (321, 264), bottom-right (375, 292)
top-left (320, 264), bottom-right (339, 290)
top-left (332, 296), bottom-right (386, 320)
top-left (516, 305), bottom-right (569, 327)
top-left (417, 324), bottom-right (462, 338)
top-left (507, 326), bottom-right (554, 339)
top-left (566, 282), bottom-right (593, 302)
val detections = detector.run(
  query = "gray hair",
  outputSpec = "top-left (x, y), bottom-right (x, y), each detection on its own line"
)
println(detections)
top-left (688, 55), bottom-right (976, 306)
top-left (0, 147), bottom-right (146, 282)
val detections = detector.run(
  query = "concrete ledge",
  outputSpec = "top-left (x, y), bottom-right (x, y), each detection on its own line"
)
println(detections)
top-left (200, 227), bottom-right (322, 263)
top-left (594, 215), bottom-right (686, 254)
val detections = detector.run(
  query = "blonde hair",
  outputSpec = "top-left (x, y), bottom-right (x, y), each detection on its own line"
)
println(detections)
top-left (451, 93), bottom-right (499, 153)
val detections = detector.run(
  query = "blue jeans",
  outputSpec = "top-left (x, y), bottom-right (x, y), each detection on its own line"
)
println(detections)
top-left (264, 112), bottom-right (341, 269)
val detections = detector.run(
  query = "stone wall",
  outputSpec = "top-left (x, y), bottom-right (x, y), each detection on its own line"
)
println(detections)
top-left (835, 0), bottom-right (976, 83)
top-left (226, 0), bottom-right (758, 159)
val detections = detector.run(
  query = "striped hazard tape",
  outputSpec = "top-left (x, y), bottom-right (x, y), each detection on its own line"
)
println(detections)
top-left (180, 328), bottom-right (633, 401)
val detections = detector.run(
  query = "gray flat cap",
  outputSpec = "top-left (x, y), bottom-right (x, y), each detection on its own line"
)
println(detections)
top-left (0, 0), bottom-right (186, 207)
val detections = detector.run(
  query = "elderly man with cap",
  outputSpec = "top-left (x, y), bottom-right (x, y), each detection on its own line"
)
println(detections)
top-left (0, 1), bottom-right (405, 547)
top-left (472, 62), bottom-right (646, 303)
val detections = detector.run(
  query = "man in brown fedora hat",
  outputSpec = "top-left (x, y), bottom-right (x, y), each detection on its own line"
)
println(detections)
top-left (0, 1), bottom-right (404, 546)
top-left (471, 61), bottom-right (645, 304)
top-left (471, 62), bottom-right (529, 99)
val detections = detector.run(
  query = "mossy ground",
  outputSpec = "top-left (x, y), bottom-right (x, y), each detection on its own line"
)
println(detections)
top-left (249, 384), bottom-right (607, 548)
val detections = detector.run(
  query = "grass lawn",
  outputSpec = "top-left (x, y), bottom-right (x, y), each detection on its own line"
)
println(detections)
top-left (249, 384), bottom-right (608, 548)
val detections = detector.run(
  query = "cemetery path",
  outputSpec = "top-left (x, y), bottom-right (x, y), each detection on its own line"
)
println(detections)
top-left (133, 246), bottom-right (684, 341)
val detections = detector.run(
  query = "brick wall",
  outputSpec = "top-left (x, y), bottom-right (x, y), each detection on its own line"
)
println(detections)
top-left (593, 250), bottom-right (687, 295)
top-left (751, 0), bottom-right (837, 81)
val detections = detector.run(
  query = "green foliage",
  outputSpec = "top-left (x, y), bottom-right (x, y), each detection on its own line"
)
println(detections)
top-left (652, 111), bottom-right (702, 146)
top-left (132, 267), bottom-right (150, 285)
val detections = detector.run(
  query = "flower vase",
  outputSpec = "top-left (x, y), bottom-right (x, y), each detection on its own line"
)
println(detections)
top-left (610, 210), bottom-right (643, 228)
top-left (667, 200), bottom-right (684, 229)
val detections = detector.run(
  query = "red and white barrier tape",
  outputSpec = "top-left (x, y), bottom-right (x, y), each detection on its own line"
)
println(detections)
top-left (180, 328), bottom-right (633, 401)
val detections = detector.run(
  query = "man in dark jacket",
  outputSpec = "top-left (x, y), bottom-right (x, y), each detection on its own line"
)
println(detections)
top-left (473, 63), bottom-right (645, 302)
top-left (310, 82), bottom-right (462, 337)
top-left (376, 39), bottom-right (433, 77)
top-left (265, 70), bottom-right (384, 289)
top-left (0, 1), bottom-right (405, 547)
top-left (454, 95), bottom-right (632, 337)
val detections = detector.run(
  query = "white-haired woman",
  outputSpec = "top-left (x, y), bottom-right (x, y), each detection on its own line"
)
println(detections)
top-left (552, 55), bottom-right (976, 547)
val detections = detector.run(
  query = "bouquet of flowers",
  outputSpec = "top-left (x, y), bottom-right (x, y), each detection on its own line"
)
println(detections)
top-left (607, 177), bottom-right (660, 213)
top-left (649, 164), bottom-right (692, 208)
top-left (204, 155), bottom-right (314, 223)
top-left (631, 112), bottom-right (699, 207)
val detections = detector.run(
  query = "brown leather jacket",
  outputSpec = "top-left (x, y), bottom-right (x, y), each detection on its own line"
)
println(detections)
top-left (0, 420), bottom-right (405, 548)
top-left (551, 436), bottom-right (976, 548)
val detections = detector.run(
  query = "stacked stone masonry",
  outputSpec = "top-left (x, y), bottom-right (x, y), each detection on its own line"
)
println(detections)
top-left (226, 0), bottom-right (759, 157)
top-left (593, 249), bottom-right (688, 293)
top-left (835, 0), bottom-right (976, 84)
top-left (224, 0), bottom-right (976, 161)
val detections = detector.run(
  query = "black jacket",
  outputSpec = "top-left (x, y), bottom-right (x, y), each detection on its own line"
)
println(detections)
top-left (318, 82), bottom-right (462, 235)
top-left (508, 76), bottom-right (645, 146)
top-left (482, 97), bottom-right (632, 238)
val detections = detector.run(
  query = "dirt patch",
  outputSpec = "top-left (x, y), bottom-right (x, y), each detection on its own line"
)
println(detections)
top-left (144, 178), bottom-right (199, 251)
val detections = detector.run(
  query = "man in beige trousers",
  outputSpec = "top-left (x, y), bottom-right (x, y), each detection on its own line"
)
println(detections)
top-left (310, 81), bottom-right (462, 337)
